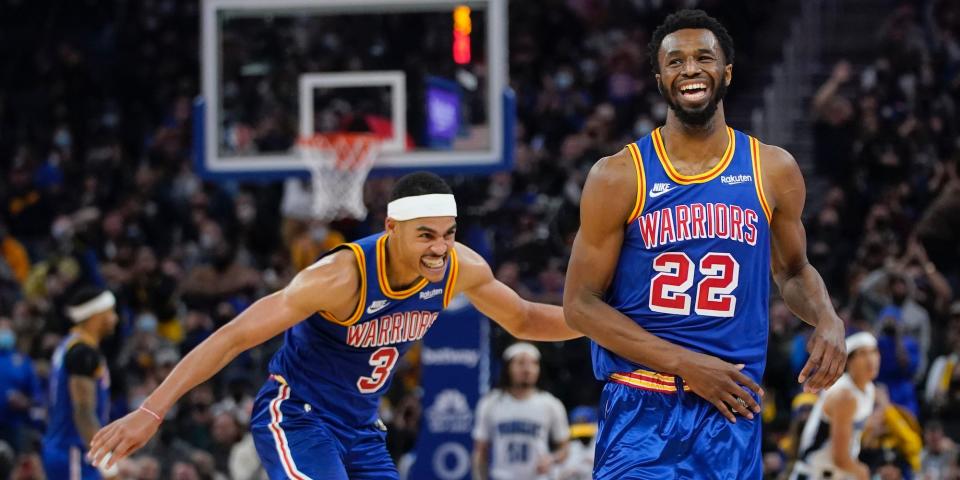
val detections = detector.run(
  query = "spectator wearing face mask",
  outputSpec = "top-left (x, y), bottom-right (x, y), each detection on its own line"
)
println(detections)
top-left (0, 317), bottom-right (42, 453)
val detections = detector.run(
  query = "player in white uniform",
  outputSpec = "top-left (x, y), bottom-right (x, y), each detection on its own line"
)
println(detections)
top-left (792, 332), bottom-right (879, 480)
top-left (472, 343), bottom-right (569, 480)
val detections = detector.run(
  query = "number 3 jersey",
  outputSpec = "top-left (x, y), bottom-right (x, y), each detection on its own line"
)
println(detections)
top-left (593, 127), bottom-right (772, 385)
top-left (267, 233), bottom-right (459, 427)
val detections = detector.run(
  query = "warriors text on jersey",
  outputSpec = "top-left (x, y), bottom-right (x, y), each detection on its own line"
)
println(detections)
top-left (593, 127), bottom-right (773, 386)
top-left (266, 232), bottom-right (459, 427)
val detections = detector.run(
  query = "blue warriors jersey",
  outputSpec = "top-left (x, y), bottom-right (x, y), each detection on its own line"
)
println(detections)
top-left (43, 334), bottom-right (110, 448)
top-left (267, 232), bottom-right (459, 427)
top-left (593, 127), bottom-right (772, 385)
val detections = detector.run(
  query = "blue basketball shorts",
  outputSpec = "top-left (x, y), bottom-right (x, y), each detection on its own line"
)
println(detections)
top-left (42, 443), bottom-right (100, 480)
top-left (594, 370), bottom-right (762, 480)
top-left (249, 376), bottom-right (398, 480)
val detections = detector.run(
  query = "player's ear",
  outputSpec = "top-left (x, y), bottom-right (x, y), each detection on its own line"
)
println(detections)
top-left (724, 63), bottom-right (732, 87)
top-left (385, 217), bottom-right (398, 235)
top-left (655, 74), bottom-right (663, 94)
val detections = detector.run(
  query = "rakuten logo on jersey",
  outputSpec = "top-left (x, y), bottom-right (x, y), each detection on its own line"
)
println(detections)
top-left (346, 311), bottom-right (440, 348)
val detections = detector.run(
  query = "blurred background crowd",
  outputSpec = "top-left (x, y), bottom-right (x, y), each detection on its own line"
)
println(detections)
top-left (1, 0), bottom-right (959, 478)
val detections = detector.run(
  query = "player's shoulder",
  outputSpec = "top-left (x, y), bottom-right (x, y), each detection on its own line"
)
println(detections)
top-left (753, 139), bottom-right (802, 177)
top-left (824, 381), bottom-right (858, 412)
top-left (534, 390), bottom-right (565, 407)
top-left (64, 342), bottom-right (101, 377)
top-left (450, 242), bottom-right (493, 291)
top-left (581, 147), bottom-right (639, 221)
top-left (586, 147), bottom-right (637, 193)
top-left (300, 247), bottom-right (362, 281)
top-left (477, 389), bottom-right (506, 408)
top-left (288, 247), bottom-right (363, 301)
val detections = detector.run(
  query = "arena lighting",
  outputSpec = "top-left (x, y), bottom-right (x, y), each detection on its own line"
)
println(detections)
top-left (453, 5), bottom-right (471, 64)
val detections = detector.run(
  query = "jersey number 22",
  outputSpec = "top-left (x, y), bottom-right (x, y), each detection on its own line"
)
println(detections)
top-left (649, 252), bottom-right (739, 317)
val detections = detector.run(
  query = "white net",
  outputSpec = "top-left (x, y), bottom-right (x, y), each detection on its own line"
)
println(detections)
top-left (297, 133), bottom-right (380, 221)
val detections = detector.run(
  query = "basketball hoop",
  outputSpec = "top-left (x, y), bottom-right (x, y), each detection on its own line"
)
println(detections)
top-left (297, 133), bottom-right (381, 221)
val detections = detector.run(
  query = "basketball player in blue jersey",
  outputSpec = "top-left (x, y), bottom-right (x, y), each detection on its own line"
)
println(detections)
top-left (42, 286), bottom-right (119, 480)
top-left (88, 172), bottom-right (581, 479)
top-left (563, 9), bottom-right (847, 479)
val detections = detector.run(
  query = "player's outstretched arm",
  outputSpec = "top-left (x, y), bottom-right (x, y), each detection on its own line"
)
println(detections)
top-left (454, 244), bottom-right (581, 341)
top-left (88, 250), bottom-right (362, 470)
top-left (762, 143), bottom-right (846, 393)
top-left (563, 149), bottom-right (762, 422)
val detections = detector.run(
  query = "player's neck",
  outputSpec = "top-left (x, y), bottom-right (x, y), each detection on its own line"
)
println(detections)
top-left (850, 373), bottom-right (871, 391)
top-left (660, 108), bottom-right (729, 171)
top-left (506, 385), bottom-right (536, 399)
top-left (383, 236), bottom-right (424, 290)
top-left (70, 324), bottom-right (101, 346)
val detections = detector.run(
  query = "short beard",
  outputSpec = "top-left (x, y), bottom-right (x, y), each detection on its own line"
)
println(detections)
top-left (510, 380), bottom-right (535, 390)
top-left (660, 77), bottom-right (728, 127)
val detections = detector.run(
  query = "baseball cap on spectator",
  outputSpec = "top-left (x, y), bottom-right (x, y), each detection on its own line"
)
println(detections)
top-left (569, 406), bottom-right (598, 439)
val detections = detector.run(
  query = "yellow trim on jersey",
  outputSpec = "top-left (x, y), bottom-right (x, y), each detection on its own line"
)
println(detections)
top-left (652, 127), bottom-right (735, 185)
top-left (318, 243), bottom-right (367, 327)
top-left (270, 374), bottom-right (289, 385)
top-left (626, 143), bottom-right (646, 224)
top-left (750, 137), bottom-right (773, 222)
top-left (609, 368), bottom-right (692, 393)
top-left (376, 235), bottom-right (429, 299)
top-left (442, 247), bottom-right (460, 308)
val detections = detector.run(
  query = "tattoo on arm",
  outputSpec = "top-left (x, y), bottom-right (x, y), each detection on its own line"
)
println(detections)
top-left (69, 376), bottom-right (101, 447)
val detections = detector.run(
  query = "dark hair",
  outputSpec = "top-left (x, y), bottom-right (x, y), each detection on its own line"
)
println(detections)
top-left (648, 9), bottom-right (735, 73)
top-left (390, 171), bottom-right (452, 201)
top-left (68, 285), bottom-right (109, 308)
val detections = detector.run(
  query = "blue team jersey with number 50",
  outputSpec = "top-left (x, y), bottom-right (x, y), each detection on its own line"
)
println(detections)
top-left (267, 232), bottom-right (459, 427)
top-left (592, 127), bottom-right (772, 385)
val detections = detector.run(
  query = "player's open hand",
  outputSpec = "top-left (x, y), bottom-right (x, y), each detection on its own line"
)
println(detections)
top-left (797, 316), bottom-right (846, 393)
top-left (678, 353), bottom-right (763, 423)
top-left (88, 407), bottom-right (162, 471)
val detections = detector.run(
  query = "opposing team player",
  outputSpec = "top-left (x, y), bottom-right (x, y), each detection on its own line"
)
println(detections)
top-left (472, 343), bottom-right (570, 480)
top-left (791, 332), bottom-right (878, 480)
top-left (88, 172), bottom-right (581, 479)
top-left (563, 9), bottom-right (847, 478)
top-left (42, 287), bottom-right (119, 480)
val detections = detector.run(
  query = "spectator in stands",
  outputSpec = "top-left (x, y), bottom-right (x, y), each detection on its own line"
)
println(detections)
top-left (0, 317), bottom-right (41, 453)
top-left (875, 306), bottom-right (922, 416)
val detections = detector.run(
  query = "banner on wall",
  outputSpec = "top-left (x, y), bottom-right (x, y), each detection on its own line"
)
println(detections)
top-left (407, 294), bottom-right (490, 480)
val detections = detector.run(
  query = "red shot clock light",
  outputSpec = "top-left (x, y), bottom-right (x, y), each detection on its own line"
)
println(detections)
top-left (453, 6), bottom-right (471, 64)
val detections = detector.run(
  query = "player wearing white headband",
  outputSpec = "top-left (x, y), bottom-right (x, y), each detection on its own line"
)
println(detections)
top-left (89, 172), bottom-right (581, 479)
top-left (473, 343), bottom-right (571, 480)
top-left (42, 286), bottom-right (119, 480)
top-left (792, 332), bottom-right (880, 480)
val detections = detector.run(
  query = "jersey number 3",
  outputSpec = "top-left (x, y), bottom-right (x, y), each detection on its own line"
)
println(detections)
top-left (357, 347), bottom-right (399, 394)
top-left (650, 252), bottom-right (740, 317)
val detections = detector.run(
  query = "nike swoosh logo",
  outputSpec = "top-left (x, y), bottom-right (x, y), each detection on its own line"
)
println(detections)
top-left (366, 302), bottom-right (390, 315)
top-left (648, 187), bottom-right (676, 198)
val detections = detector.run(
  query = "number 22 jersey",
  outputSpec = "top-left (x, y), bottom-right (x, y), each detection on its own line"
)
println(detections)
top-left (592, 127), bottom-right (772, 385)
top-left (267, 232), bottom-right (459, 427)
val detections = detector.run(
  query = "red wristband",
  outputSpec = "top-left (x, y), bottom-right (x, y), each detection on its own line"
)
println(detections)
top-left (138, 405), bottom-right (162, 422)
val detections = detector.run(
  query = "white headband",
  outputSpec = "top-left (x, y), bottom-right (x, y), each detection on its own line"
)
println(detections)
top-left (387, 194), bottom-right (457, 221)
top-left (846, 332), bottom-right (877, 354)
top-left (67, 291), bottom-right (116, 323)
top-left (503, 342), bottom-right (540, 362)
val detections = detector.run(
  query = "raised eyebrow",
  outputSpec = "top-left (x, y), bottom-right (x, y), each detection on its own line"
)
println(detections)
top-left (416, 226), bottom-right (439, 234)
